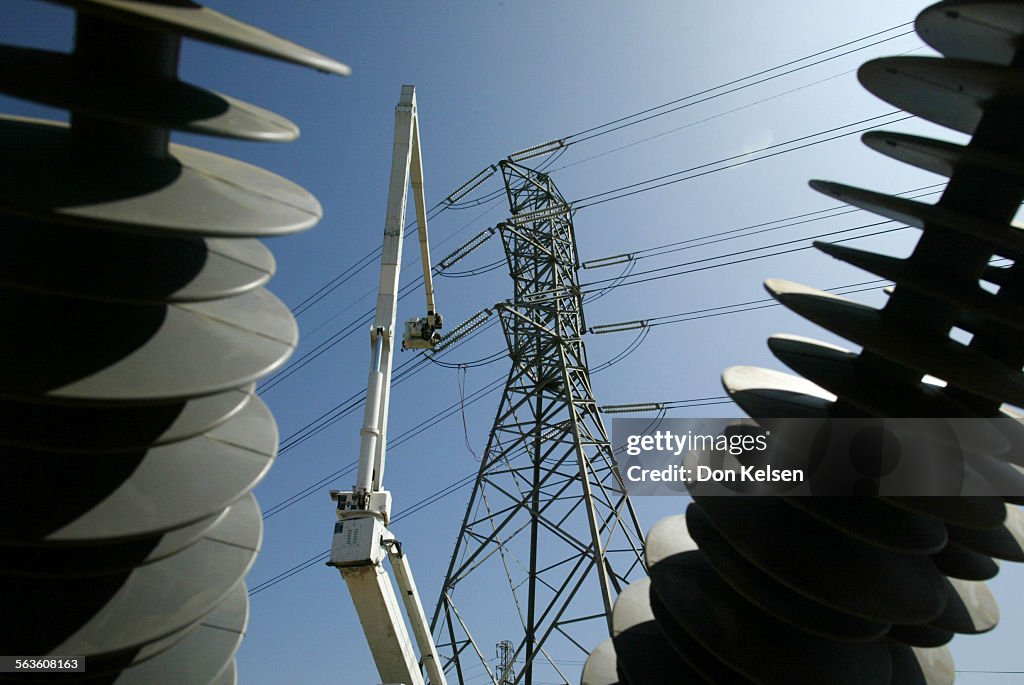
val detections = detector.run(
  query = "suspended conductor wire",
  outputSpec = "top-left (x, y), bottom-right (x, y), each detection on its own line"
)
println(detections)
top-left (588, 278), bottom-right (890, 336)
top-left (591, 327), bottom-right (651, 375)
top-left (276, 318), bottom-right (497, 458)
top-left (439, 259), bottom-right (505, 278)
top-left (289, 170), bottom-right (501, 327)
top-left (445, 185), bottom-right (505, 209)
top-left (560, 23), bottom-right (913, 144)
top-left (249, 551), bottom-right (328, 596)
top-left (552, 67), bottom-right (862, 174)
top-left (262, 374), bottom-right (507, 520)
top-left (283, 24), bottom-right (915, 327)
top-left (444, 148), bottom-right (567, 210)
top-left (582, 259), bottom-right (636, 304)
top-left (576, 182), bottom-right (943, 274)
top-left (578, 220), bottom-right (908, 294)
top-left (252, 378), bottom-right (740, 594)
top-left (260, 269), bottom-right (433, 393)
top-left (291, 199), bottom-right (449, 318)
top-left (570, 111), bottom-right (914, 210)
top-left (554, 42), bottom-right (929, 177)
top-left (261, 209), bottom-right (507, 395)
top-left (594, 184), bottom-right (944, 266)
top-left (274, 311), bottom-right (496, 460)
top-left (425, 349), bottom-right (506, 370)
top-left (391, 472), bottom-right (480, 524)
top-left (458, 365), bottom-right (480, 461)
top-left (601, 396), bottom-right (732, 414)
top-left (275, 353), bottom-right (434, 458)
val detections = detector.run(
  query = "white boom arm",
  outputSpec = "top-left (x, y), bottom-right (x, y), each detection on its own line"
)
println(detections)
top-left (328, 85), bottom-right (446, 685)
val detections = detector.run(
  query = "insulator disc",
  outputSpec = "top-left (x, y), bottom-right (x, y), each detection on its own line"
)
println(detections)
top-left (782, 496), bottom-right (946, 554)
top-left (50, 0), bottom-right (350, 75)
top-left (765, 278), bottom-right (1024, 407)
top-left (581, 638), bottom-right (620, 685)
top-left (692, 496), bottom-right (949, 624)
top-left (0, 394), bottom-right (276, 544)
top-left (0, 117), bottom-right (322, 238)
top-left (721, 365), bottom-right (835, 418)
top-left (0, 45), bottom-right (299, 141)
top-left (611, 579), bottom-right (710, 684)
top-left (0, 385), bottom-right (253, 452)
top-left (2, 219), bottom-right (274, 303)
top-left (649, 548), bottom-right (893, 685)
top-left (0, 494), bottom-right (260, 657)
top-left (916, 1), bottom-right (1024, 65)
top-left (1, 286), bottom-right (297, 404)
top-left (862, 130), bottom-right (1024, 183)
top-left (686, 503), bottom-right (889, 642)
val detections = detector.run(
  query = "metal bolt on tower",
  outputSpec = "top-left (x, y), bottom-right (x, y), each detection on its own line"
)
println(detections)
top-left (430, 160), bottom-right (646, 685)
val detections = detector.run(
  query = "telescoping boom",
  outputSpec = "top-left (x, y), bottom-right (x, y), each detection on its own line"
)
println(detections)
top-left (326, 85), bottom-right (446, 685)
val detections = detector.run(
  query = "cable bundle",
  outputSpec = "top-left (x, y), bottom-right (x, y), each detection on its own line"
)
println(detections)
top-left (583, 2), bottom-right (1024, 683)
top-left (0, 2), bottom-right (346, 682)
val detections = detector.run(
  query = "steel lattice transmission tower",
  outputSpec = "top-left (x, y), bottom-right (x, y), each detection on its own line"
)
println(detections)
top-left (430, 160), bottom-right (646, 685)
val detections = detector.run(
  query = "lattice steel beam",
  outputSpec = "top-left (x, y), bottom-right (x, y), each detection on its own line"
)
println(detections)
top-left (431, 161), bottom-right (645, 685)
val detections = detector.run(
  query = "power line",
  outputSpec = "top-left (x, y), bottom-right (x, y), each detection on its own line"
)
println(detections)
top-left (264, 300), bottom-right (681, 521)
top-left (560, 23), bottom-right (913, 144)
top-left (589, 278), bottom-right (890, 335)
top-left (276, 23), bottom-right (918, 348)
top-left (266, 222), bottom-right (908, 518)
top-left (274, 316), bottom-right (501, 457)
top-left (581, 184), bottom-right (944, 269)
top-left (571, 111), bottom-right (914, 210)
top-left (264, 48), bottom-right (920, 402)
top-left (580, 220), bottom-right (907, 293)
top-left (261, 373), bottom-right (506, 520)
top-left (249, 386), bottom-right (740, 597)
top-left (564, 28), bottom-right (915, 146)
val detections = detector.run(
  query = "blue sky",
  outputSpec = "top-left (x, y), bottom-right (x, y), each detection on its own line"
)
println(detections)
top-left (5, 1), bottom-right (1024, 683)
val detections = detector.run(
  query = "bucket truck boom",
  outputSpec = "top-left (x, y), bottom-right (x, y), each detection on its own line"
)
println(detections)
top-left (327, 85), bottom-right (446, 685)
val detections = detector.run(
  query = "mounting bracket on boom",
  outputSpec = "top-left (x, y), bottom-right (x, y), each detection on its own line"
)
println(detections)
top-left (327, 85), bottom-right (447, 685)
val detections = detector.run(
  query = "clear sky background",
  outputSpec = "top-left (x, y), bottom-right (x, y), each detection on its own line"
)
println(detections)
top-left (4, 1), bottom-right (1024, 683)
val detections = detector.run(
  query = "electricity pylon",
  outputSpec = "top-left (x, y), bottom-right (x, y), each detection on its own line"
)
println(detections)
top-left (430, 160), bottom-right (646, 685)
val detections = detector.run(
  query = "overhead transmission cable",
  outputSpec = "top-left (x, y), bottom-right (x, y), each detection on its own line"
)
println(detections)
top-left (558, 23), bottom-right (913, 145)
top-left (581, 183), bottom-right (945, 271)
top-left (249, 21), bottom-right (927, 605)
top-left (263, 363), bottom-right (506, 520)
top-left (262, 271), bottom-right (893, 524)
top-left (250, 393), bottom-right (752, 597)
top-left (589, 278), bottom-right (891, 335)
top-left (280, 21), bottom-right (916, 333)
top-left (264, 303), bottom-right (651, 521)
top-left (265, 25), bottom-right (921, 398)
top-left (579, 220), bottom-right (909, 295)
top-left (262, 374), bottom-right (506, 520)
top-left (263, 106), bottom-right (906, 393)
top-left (269, 207), bottom-right (918, 497)
top-left (260, 223), bottom-right (501, 392)
top-left (274, 315), bottom-right (501, 460)
top-left (570, 111), bottom-right (913, 210)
